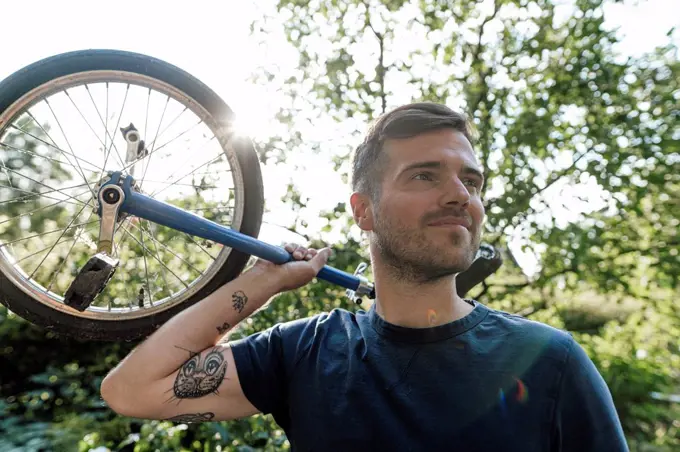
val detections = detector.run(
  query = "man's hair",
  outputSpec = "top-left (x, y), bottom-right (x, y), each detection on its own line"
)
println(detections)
top-left (350, 102), bottom-right (475, 202)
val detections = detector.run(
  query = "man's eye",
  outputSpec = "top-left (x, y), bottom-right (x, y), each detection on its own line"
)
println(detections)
top-left (413, 172), bottom-right (433, 181)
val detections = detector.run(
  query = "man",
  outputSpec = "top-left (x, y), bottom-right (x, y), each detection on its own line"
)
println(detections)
top-left (101, 103), bottom-right (628, 451)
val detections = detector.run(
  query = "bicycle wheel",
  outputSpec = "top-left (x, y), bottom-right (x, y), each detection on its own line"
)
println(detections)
top-left (0, 49), bottom-right (264, 341)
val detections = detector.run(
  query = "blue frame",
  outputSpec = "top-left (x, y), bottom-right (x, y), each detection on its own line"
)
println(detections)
top-left (102, 172), bottom-right (373, 297)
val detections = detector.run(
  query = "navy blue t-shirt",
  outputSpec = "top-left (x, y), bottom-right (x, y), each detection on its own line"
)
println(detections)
top-left (230, 300), bottom-right (628, 451)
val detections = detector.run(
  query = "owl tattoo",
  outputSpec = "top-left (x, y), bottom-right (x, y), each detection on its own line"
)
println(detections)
top-left (167, 347), bottom-right (228, 403)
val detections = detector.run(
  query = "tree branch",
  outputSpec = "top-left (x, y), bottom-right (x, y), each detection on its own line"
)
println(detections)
top-left (467, 0), bottom-right (501, 115)
top-left (362, 1), bottom-right (387, 114)
top-left (466, 0), bottom-right (501, 202)
top-left (488, 264), bottom-right (579, 302)
top-left (488, 145), bottom-right (595, 250)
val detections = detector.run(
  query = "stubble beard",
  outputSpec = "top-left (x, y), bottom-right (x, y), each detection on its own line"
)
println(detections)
top-left (373, 214), bottom-right (480, 285)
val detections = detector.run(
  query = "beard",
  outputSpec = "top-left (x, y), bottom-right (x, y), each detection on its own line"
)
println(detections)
top-left (372, 210), bottom-right (480, 284)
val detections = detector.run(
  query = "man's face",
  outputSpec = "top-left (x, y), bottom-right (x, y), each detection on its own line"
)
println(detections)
top-left (367, 128), bottom-right (485, 282)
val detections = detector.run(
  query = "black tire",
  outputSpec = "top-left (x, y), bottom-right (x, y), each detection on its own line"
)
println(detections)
top-left (0, 49), bottom-right (264, 342)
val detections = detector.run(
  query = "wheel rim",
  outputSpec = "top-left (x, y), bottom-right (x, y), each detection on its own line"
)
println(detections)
top-left (0, 70), bottom-right (246, 320)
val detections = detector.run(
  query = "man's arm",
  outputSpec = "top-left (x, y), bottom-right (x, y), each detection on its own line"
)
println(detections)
top-left (100, 244), bottom-right (330, 422)
top-left (551, 336), bottom-right (629, 451)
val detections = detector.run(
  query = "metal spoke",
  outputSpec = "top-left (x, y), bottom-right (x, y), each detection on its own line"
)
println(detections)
top-left (110, 217), bottom-right (145, 306)
top-left (118, 223), bottom-right (189, 289)
top-left (101, 92), bottom-right (133, 312)
top-left (143, 135), bottom-right (218, 191)
top-left (188, 205), bottom-right (235, 213)
top-left (66, 88), bottom-right (125, 169)
top-left (96, 83), bottom-right (129, 185)
top-left (149, 106), bottom-right (188, 152)
top-left (139, 219), bottom-right (171, 292)
top-left (46, 211), bottom-right (97, 292)
top-left (151, 119), bottom-right (204, 155)
top-left (126, 220), bottom-right (203, 276)
top-left (0, 183), bottom-right (91, 209)
top-left (0, 140), bottom-right (101, 175)
top-left (0, 165), bottom-right (94, 204)
top-left (25, 111), bottom-right (60, 149)
top-left (28, 201), bottom-right (90, 279)
top-left (169, 169), bottom-right (233, 178)
top-left (150, 155), bottom-right (224, 197)
top-left (119, 119), bottom-right (203, 175)
top-left (14, 237), bottom-right (75, 264)
top-left (84, 84), bottom-right (126, 169)
top-left (110, 217), bottom-right (138, 307)
top-left (8, 125), bottom-right (102, 174)
top-left (140, 180), bottom-right (221, 189)
top-left (143, 88), bottom-right (150, 143)
top-left (182, 233), bottom-right (217, 260)
top-left (1, 219), bottom-right (98, 247)
top-left (14, 216), bottom-right (89, 265)
top-left (138, 219), bottom-right (152, 306)
top-left (148, 96), bottom-right (170, 153)
top-left (137, 96), bottom-right (169, 190)
top-left (138, 89), bottom-right (152, 191)
top-left (158, 106), bottom-right (188, 138)
top-left (0, 151), bottom-right (14, 188)
top-left (44, 98), bottom-right (97, 199)
top-left (23, 110), bottom-right (93, 174)
top-left (0, 187), bottom-right (92, 226)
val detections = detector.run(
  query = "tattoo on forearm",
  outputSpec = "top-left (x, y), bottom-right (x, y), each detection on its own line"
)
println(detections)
top-left (165, 412), bottom-right (215, 423)
top-left (232, 290), bottom-right (247, 313)
top-left (164, 346), bottom-right (229, 404)
top-left (216, 321), bottom-right (230, 334)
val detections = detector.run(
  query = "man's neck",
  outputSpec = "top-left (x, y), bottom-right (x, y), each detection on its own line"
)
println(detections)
top-left (370, 262), bottom-right (474, 329)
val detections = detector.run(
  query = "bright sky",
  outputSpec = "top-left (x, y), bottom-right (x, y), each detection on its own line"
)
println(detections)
top-left (1, 0), bottom-right (678, 275)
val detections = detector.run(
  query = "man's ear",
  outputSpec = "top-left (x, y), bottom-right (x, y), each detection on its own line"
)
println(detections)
top-left (349, 192), bottom-right (374, 231)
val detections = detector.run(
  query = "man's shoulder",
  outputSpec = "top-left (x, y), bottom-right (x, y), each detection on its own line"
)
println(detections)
top-left (275, 307), bottom-right (363, 336)
top-left (257, 307), bottom-right (365, 364)
top-left (480, 303), bottom-right (575, 356)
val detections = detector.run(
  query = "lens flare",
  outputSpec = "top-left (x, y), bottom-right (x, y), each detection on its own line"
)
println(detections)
top-left (515, 378), bottom-right (528, 403)
top-left (427, 309), bottom-right (437, 325)
top-left (498, 388), bottom-right (507, 415)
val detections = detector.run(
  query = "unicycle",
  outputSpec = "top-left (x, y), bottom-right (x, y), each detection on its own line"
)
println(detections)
top-left (0, 50), bottom-right (502, 342)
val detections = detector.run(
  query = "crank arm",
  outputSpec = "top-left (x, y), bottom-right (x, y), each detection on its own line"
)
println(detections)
top-left (63, 183), bottom-right (125, 311)
top-left (97, 184), bottom-right (125, 255)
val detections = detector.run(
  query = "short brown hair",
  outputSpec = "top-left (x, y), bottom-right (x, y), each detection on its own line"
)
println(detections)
top-left (350, 102), bottom-right (475, 201)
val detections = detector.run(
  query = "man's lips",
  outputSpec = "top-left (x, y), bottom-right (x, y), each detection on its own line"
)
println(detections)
top-left (428, 216), bottom-right (472, 229)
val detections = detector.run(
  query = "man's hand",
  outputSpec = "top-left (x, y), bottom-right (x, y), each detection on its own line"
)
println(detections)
top-left (251, 243), bottom-right (332, 293)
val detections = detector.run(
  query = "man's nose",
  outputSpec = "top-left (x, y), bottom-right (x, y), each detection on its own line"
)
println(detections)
top-left (440, 176), bottom-right (470, 207)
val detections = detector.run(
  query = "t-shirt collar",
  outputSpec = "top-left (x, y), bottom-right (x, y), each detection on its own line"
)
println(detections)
top-left (368, 299), bottom-right (489, 344)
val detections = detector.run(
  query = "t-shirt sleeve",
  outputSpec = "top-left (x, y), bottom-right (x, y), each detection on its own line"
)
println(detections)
top-left (229, 324), bottom-right (288, 417)
top-left (551, 336), bottom-right (629, 452)
top-left (229, 314), bottom-right (323, 420)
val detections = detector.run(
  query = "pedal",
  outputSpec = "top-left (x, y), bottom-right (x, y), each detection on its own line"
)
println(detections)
top-left (64, 253), bottom-right (119, 311)
top-left (120, 123), bottom-right (147, 178)
top-left (455, 244), bottom-right (503, 297)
